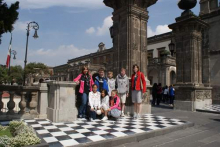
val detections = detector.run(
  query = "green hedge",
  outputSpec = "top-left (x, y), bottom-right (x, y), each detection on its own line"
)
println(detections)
top-left (0, 121), bottom-right (41, 147)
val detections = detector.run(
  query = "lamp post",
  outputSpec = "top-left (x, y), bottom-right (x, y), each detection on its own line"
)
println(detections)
top-left (23, 21), bottom-right (39, 86)
top-left (168, 40), bottom-right (175, 57)
top-left (8, 50), bottom-right (17, 75)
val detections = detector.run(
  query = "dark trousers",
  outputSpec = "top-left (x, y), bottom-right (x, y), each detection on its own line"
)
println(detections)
top-left (163, 94), bottom-right (169, 103)
top-left (79, 93), bottom-right (88, 116)
top-left (157, 94), bottom-right (162, 105)
top-left (170, 96), bottom-right (174, 105)
top-left (152, 94), bottom-right (157, 106)
top-left (90, 110), bottom-right (97, 119)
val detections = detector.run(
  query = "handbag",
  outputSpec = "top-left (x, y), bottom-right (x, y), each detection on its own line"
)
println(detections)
top-left (140, 73), bottom-right (143, 90)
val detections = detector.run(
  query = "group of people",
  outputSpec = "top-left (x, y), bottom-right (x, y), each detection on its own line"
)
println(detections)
top-left (74, 64), bottom-right (146, 121)
top-left (152, 83), bottom-right (175, 106)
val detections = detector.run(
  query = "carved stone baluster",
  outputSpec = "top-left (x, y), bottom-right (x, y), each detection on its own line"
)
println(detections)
top-left (0, 91), bottom-right (3, 114)
top-left (19, 92), bottom-right (27, 114)
top-left (29, 92), bottom-right (38, 115)
top-left (7, 91), bottom-right (15, 114)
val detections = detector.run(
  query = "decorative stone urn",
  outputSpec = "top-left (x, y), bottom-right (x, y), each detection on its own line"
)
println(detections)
top-left (178, 0), bottom-right (197, 10)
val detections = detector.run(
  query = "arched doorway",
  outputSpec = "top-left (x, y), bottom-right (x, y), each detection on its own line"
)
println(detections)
top-left (148, 69), bottom-right (159, 85)
top-left (170, 71), bottom-right (176, 85)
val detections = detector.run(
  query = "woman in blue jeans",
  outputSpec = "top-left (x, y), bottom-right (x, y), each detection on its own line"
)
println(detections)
top-left (74, 66), bottom-right (94, 118)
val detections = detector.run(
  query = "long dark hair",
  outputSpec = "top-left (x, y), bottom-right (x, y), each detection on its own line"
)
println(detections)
top-left (81, 66), bottom-right (89, 75)
top-left (133, 64), bottom-right (140, 74)
top-left (101, 89), bottom-right (108, 98)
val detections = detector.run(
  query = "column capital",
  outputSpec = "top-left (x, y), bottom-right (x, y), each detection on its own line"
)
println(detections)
top-left (104, 0), bottom-right (158, 10)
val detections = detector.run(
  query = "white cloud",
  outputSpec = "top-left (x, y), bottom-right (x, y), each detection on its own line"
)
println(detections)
top-left (6, 0), bottom-right (104, 9)
top-left (86, 16), bottom-right (113, 36)
top-left (96, 16), bottom-right (113, 36)
top-left (13, 21), bottom-right (29, 32)
top-left (86, 27), bottom-right (95, 34)
top-left (28, 44), bottom-right (96, 66)
top-left (148, 25), bottom-right (171, 37)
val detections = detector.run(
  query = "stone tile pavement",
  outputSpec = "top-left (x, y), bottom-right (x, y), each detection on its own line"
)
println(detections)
top-left (116, 105), bottom-right (220, 147)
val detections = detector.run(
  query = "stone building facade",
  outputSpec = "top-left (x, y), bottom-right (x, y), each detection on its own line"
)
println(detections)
top-left (200, 0), bottom-right (220, 104)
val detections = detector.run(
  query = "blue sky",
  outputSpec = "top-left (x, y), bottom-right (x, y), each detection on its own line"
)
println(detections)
top-left (0, 0), bottom-right (199, 67)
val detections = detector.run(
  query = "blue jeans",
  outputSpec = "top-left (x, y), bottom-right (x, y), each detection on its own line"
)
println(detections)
top-left (79, 93), bottom-right (88, 116)
top-left (90, 110), bottom-right (97, 119)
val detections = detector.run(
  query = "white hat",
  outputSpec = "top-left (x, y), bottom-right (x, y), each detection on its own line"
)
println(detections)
top-left (96, 110), bottom-right (102, 115)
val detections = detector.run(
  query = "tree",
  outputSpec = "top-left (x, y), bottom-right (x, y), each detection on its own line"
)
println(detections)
top-left (10, 65), bottom-right (23, 85)
top-left (0, 0), bottom-right (19, 44)
top-left (0, 65), bottom-right (23, 85)
top-left (25, 62), bottom-right (49, 75)
top-left (0, 65), bottom-right (9, 84)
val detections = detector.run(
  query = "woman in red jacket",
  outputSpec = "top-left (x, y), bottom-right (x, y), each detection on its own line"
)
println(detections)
top-left (131, 64), bottom-right (146, 119)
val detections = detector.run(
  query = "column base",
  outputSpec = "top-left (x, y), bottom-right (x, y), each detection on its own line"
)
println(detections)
top-left (47, 107), bottom-right (77, 123)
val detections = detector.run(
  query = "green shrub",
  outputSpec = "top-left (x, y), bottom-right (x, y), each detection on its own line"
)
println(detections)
top-left (10, 132), bottom-right (41, 147)
top-left (0, 121), bottom-right (41, 147)
top-left (8, 121), bottom-right (24, 135)
top-left (0, 136), bottom-right (10, 147)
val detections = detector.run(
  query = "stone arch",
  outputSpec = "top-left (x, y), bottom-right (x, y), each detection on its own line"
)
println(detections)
top-left (148, 68), bottom-right (159, 85)
top-left (170, 70), bottom-right (176, 86)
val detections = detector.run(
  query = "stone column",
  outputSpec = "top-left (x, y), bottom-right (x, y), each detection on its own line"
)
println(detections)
top-left (104, 0), bottom-right (157, 115)
top-left (38, 83), bottom-right (48, 119)
top-left (104, 0), bottom-right (157, 77)
top-left (169, 10), bottom-right (212, 111)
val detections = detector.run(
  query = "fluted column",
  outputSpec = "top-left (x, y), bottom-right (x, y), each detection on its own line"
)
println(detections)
top-left (7, 91), bottom-right (15, 114)
top-left (19, 92), bottom-right (27, 114)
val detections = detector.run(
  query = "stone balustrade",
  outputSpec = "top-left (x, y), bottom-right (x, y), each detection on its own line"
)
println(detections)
top-left (148, 56), bottom-right (176, 66)
top-left (0, 85), bottom-right (40, 121)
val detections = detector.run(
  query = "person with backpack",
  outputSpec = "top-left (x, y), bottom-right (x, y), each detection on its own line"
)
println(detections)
top-left (74, 66), bottom-right (94, 118)
top-left (115, 68), bottom-right (129, 117)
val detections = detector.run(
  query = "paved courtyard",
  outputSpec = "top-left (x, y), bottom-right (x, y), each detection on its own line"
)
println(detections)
top-left (23, 114), bottom-right (189, 147)
top-left (116, 105), bottom-right (220, 147)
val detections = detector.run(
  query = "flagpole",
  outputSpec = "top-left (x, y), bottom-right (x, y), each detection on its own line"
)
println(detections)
top-left (8, 33), bottom-right (12, 76)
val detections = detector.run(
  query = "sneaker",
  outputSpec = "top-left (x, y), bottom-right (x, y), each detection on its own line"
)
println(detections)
top-left (137, 113), bottom-right (141, 119)
top-left (133, 112), bottom-right (137, 119)
top-left (89, 118), bottom-right (94, 121)
top-left (102, 116), bottom-right (108, 121)
top-left (121, 112), bottom-right (125, 117)
top-left (79, 115), bottom-right (82, 118)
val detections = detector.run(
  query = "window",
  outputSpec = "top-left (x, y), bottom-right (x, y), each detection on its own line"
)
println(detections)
top-left (157, 47), bottom-right (165, 58)
top-left (148, 50), bottom-right (153, 59)
top-left (93, 57), bottom-right (98, 64)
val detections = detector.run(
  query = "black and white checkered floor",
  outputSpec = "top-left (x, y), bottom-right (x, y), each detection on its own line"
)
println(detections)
top-left (201, 105), bottom-right (220, 113)
top-left (22, 114), bottom-right (187, 147)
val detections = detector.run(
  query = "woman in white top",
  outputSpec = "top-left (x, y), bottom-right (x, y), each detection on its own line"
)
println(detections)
top-left (100, 89), bottom-right (110, 121)
top-left (89, 84), bottom-right (101, 121)
top-left (163, 86), bottom-right (169, 103)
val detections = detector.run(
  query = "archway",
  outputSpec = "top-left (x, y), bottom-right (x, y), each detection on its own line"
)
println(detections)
top-left (170, 71), bottom-right (176, 85)
top-left (148, 69), bottom-right (159, 85)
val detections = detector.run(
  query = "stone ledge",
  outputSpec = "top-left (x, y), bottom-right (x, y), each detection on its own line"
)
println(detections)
top-left (72, 122), bottom-right (194, 147)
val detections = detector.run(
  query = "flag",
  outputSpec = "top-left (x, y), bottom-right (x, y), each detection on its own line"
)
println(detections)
top-left (6, 34), bottom-right (12, 68)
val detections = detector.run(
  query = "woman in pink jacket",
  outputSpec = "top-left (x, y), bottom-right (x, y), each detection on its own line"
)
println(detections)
top-left (74, 66), bottom-right (94, 118)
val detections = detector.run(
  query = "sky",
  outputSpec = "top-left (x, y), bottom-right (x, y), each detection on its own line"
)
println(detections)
top-left (0, 0), bottom-right (199, 67)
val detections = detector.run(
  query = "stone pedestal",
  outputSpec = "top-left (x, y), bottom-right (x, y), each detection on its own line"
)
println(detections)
top-left (174, 85), bottom-right (212, 111)
top-left (169, 10), bottom-right (212, 111)
top-left (38, 83), bottom-right (48, 119)
top-left (47, 82), bottom-right (77, 122)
